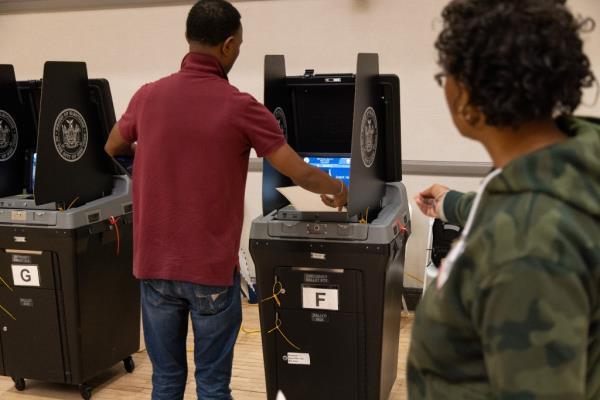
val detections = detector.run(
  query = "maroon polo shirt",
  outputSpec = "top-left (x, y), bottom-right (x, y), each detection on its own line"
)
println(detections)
top-left (118, 52), bottom-right (285, 286)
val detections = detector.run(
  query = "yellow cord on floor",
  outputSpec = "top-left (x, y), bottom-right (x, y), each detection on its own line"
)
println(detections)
top-left (241, 326), bottom-right (261, 334)
top-left (405, 271), bottom-right (424, 284)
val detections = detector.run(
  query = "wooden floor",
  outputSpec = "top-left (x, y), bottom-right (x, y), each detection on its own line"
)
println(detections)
top-left (0, 301), bottom-right (414, 400)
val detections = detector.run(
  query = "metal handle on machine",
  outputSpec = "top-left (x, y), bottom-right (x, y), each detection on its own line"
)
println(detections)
top-left (5, 249), bottom-right (42, 255)
top-left (391, 238), bottom-right (400, 261)
top-left (291, 267), bottom-right (344, 274)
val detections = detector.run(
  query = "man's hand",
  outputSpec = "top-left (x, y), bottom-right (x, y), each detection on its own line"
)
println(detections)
top-left (320, 180), bottom-right (348, 211)
top-left (414, 184), bottom-right (449, 219)
top-left (266, 144), bottom-right (349, 209)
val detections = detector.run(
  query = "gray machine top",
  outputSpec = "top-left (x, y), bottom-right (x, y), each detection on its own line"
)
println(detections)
top-left (0, 176), bottom-right (132, 229)
top-left (250, 182), bottom-right (410, 245)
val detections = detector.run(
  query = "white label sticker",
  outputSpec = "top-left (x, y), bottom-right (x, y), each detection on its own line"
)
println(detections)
top-left (11, 211), bottom-right (27, 222)
top-left (11, 265), bottom-right (40, 287)
top-left (287, 352), bottom-right (310, 365)
top-left (302, 287), bottom-right (339, 310)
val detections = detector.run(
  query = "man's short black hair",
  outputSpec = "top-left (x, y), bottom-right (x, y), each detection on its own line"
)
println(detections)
top-left (436, 0), bottom-right (596, 127)
top-left (186, 0), bottom-right (241, 46)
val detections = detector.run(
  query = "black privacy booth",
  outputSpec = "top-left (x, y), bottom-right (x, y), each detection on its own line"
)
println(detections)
top-left (249, 54), bottom-right (411, 400)
top-left (0, 63), bottom-right (139, 399)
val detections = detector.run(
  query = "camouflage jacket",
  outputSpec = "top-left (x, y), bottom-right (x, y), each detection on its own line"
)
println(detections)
top-left (407, 117), bottom-right (600, 400)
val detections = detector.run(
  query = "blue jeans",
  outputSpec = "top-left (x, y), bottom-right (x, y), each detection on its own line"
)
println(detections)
top-left (141, 274), bottom-right (242, 400)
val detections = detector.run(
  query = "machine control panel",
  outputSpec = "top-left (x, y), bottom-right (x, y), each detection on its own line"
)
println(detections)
top-left (0, 209), bottom-right (57, 226)
top-left (268, 220), bottom-right (368, 240)
top-left (306, 223), bottom-right (326, 235)
top-left (0, 198), bottom-right (55, 210)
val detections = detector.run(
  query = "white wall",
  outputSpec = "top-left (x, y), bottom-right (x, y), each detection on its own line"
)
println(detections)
top-left (3, 0), bottom-right (598, 161)
top-left (2, 0), bottom-right (599, 288)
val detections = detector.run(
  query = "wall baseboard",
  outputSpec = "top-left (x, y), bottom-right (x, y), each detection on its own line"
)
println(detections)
top-left (249, 158), bottom-right (492, 177)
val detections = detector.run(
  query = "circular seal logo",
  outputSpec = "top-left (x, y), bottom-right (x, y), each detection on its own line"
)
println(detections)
top-left (360, 107), bottom-right (378, 168)
top-left (0, 110), bottom-right (18, 162)
top-left (273, 107), bottom-right (288, 139)
top-left (53, 108), bottom-right (88, 162)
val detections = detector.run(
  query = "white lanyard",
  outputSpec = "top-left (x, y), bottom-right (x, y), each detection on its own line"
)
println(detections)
top-left (436, 168), bottom-right (503, 289)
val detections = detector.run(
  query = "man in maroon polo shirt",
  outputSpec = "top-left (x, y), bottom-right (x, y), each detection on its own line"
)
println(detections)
top-left (104, 1), bottom-right (347, 399)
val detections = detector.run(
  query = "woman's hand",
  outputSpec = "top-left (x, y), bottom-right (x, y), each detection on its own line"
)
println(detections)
top-left (414, 184), bottom-right (450, 219)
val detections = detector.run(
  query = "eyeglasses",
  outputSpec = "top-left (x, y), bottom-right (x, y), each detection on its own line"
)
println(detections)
top-left (434, 72), bottom-right (447, 87)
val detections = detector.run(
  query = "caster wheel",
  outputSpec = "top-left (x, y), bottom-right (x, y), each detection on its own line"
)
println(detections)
top-left (79, 383), bottom-right (92, 400)
top-left (12, 377), bottom-right (25, 391)
top-left (123, 356), bottom-right (135, 373)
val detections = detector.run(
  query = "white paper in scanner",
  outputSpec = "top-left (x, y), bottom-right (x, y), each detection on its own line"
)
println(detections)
top-left (276, 186), bottom-right (347, 212)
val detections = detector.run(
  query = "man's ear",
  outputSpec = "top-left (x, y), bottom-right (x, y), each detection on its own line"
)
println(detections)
top-left (221, 36), bottom-right (236, 56)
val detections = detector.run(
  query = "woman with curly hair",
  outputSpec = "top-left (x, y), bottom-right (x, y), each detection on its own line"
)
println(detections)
top-left (408, 0), bottom-right (599, 399)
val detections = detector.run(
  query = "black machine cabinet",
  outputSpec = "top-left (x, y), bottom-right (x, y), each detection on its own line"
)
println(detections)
top-left (0, 62), bottom-right (138, 399)
top-left (251, 183), bottom-right (410, 400)
top-left (251, 53), bottom-right (409, 400)
top-left (0, 180), bottom-right (139, 398)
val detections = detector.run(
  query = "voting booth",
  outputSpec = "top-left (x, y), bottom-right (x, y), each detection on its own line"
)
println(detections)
top-left (0, 63), bottom-right (138, 400)
top-left (250, 54), bottom-right (411, 400)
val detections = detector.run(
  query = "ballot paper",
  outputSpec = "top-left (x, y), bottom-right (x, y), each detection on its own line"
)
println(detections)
top-left (277, 186), bottom-right (344, 212)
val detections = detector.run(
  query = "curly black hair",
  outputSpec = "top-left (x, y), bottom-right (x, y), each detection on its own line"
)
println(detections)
top-left (436, 0), bottom-right (596, 127)
top-left (187, 0), bottom-right (241, 46)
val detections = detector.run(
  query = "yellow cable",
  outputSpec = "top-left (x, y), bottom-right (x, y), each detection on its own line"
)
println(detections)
top-left (0, 304), bottom-right (16, 321)
top-left (0, 276), bottom-right (13, 292)
top-left (260, 281), bottom-right (283, 307)
top-left (246, 280), bottom-right (301, 349)
top-left (241, 326), bottom-right (261, 334)
top-left (241, 280), bottom-right (286, 334)
top-left (244, 281), bottom-right (285, 334)
top-left (359, 207), bottom-right (370, 224)
top-left (405, 272), bottom-right (424, 284)
top-left (58, 196), bottom-right (80, 212)
top-left (267, 318), bottom-right (300, 350)
top-left (66, 196), bottom-right (80, 210)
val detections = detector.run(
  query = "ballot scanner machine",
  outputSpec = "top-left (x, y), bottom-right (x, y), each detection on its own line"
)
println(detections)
top-left (0, 63), bottom-right (139, 400)
top-left (250, 54), bottom-right (411, 400)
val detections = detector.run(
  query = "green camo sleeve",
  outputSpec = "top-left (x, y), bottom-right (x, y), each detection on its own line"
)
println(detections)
top-left (442, 190), bottom-right (476, 227)
top-left (473, 257), bottom-right (589, 399)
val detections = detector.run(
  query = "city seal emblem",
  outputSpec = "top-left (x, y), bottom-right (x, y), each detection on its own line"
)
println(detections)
top-left (360, 107), bottom-right (378, 168)
top-left (273, 107), bottom-right (288, 139)
top-left (53, 108), bottom-right (88, 162)
top-left (0, 110), bottom-right (18, 162)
